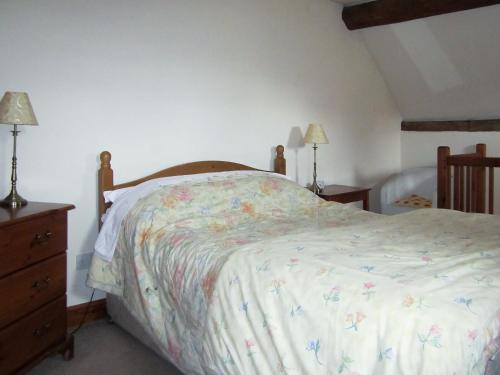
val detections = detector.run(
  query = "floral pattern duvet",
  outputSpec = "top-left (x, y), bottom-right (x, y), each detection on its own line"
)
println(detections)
top-left (88, 173), bottom-right (500, 375)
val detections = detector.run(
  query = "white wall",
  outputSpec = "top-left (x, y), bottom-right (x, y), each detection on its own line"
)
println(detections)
top-left (0, 0), bottom-right (401, 306)
top-left (402, 132), bottom-right (500, 213)
top-left (361, 5), bottom-right (500, 120)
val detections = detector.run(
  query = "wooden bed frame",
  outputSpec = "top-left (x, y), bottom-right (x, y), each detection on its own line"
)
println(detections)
top-left (437, 143), bottom-right (500, 214)
top-left (98, 145), bottom-right (286, 219)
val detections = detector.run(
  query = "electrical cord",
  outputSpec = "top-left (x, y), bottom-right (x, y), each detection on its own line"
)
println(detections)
top-left (70, 288), bottom-right (96, 336)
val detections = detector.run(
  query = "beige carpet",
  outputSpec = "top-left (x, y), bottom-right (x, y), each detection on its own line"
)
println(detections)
top-left (29, 320), bottom-right (183, 375)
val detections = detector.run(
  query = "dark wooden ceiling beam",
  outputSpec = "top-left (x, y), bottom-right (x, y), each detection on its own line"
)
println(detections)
top-left (402, 119), bottom-right (500, 132)
top-left (342, 0), bottom-right (500, 30)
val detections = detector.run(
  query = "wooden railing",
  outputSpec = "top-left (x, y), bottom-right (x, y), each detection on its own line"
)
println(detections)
top-left (437, 144), bottom-right (500, 214)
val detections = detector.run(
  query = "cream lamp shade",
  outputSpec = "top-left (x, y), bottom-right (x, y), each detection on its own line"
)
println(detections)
top-left (304, 123), bottom-right (328, 144)
top-left (0, 91), bottom-right (38, 208)
top-left (0, 92), bottom-right (38, 126)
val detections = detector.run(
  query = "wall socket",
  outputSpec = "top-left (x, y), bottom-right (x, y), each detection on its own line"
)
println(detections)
top-left (76, 252), bottom-right (93, 270)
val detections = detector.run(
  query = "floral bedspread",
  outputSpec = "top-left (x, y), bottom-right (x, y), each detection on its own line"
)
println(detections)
top-left (88, 173), bottom-right (500, 375)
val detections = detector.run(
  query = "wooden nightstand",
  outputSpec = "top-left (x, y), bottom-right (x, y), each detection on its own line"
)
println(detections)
top-left (0, 202), bottom-right (74, 374)
top-left (318, 184), bottom-right (371, 210)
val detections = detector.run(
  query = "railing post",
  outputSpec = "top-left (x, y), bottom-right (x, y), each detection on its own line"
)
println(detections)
top-left (437, 146), bottom-right (451, 209)
top-left (475, 144), bottom-right (486, 213)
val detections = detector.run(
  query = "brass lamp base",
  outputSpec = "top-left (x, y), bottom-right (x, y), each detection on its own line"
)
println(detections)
top-left (310, 180), bottom-right (321, 195)
top-left (2, 124), bottom-right (28, 209)
top-left (309, 143), bottom-right (322, 195)
top-left (0, 190), bottom-right (27, 208)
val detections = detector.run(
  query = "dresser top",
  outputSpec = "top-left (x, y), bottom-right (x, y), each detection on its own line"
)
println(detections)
top-left (319, 184), bottom-right (371, 196)
top-left (0, 202), bottom-right (75, 227)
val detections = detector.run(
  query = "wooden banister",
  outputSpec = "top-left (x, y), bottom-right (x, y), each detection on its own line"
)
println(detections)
top-left (437, 146), bottom-right (451, 209)
top-left (438, 143), bottom-right (498, 214)
top-left (445, 157), bottom-right (500, 167)
top-left (489, 167), bottom-right (495, 214)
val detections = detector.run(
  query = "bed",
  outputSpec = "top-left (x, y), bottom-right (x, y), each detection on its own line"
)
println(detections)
top-left (88, 145), bottom-right (500, 375)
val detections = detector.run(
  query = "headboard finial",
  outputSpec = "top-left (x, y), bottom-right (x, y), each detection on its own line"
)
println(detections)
top-left (276, 145), bottom-right (284, 156)
top-left (98, 151), bottom-right (114, 227)
top-left (274, 145), bottom-right (286, 175)
top-left (100, 151), bottom-right (111, 169)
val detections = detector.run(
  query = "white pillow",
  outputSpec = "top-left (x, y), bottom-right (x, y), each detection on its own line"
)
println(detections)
top-left (103, 187), bottom-right (133, 203)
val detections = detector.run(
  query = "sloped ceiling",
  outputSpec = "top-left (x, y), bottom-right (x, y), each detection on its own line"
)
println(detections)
top-left (335, 2), bottom-right (500, 121)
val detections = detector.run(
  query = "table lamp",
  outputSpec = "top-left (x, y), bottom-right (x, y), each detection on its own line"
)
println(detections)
top-left (304, 123), bottom-right (329, 194)
top-left (0, 92), bottom-right (38, 208)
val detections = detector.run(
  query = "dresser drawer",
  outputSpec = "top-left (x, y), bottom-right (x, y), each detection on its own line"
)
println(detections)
top-left (0, 211), bottom-right (67, 278)
top-left (0, 254), bottom-right (66, 329)
top-left (0, 296), bottom-right (66, 375)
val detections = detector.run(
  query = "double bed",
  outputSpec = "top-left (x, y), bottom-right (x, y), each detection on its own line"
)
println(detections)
top-left (88, 145), bottom-right (500, 375)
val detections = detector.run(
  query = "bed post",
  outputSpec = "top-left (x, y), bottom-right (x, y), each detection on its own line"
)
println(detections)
top-left (274, 145), bottom-right (286, 175)
top-left (437, 146), bottom-right (451, 209)
top-left (98, 151), bottom-right (114, 225)
top-left (475, 144), bottom-right (486, 213)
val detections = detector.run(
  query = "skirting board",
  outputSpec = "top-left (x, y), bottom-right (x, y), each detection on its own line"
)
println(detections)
top-left (67, 298), bottom-right (107, 328)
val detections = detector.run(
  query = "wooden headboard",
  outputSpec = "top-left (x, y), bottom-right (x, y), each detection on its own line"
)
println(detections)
top-left (98, 145), bottom-right (286, 220)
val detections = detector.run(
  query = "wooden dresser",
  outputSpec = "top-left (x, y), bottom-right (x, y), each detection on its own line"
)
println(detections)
top-left (0, 202), bottom-right (74, 374)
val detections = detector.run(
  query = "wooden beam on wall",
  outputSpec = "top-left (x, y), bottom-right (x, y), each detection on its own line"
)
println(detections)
top-left (342, 0), bottom-right (500, 30)
top-left (402, 119), bottom-right (500, 132)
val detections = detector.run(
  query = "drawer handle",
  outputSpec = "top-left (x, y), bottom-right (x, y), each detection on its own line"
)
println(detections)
top-left (32, 277), bottom-right (51, 291)
top-left (33, 323), bottom-right (52, 337)
top-left (32, 231), bottom-right (53, 246)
